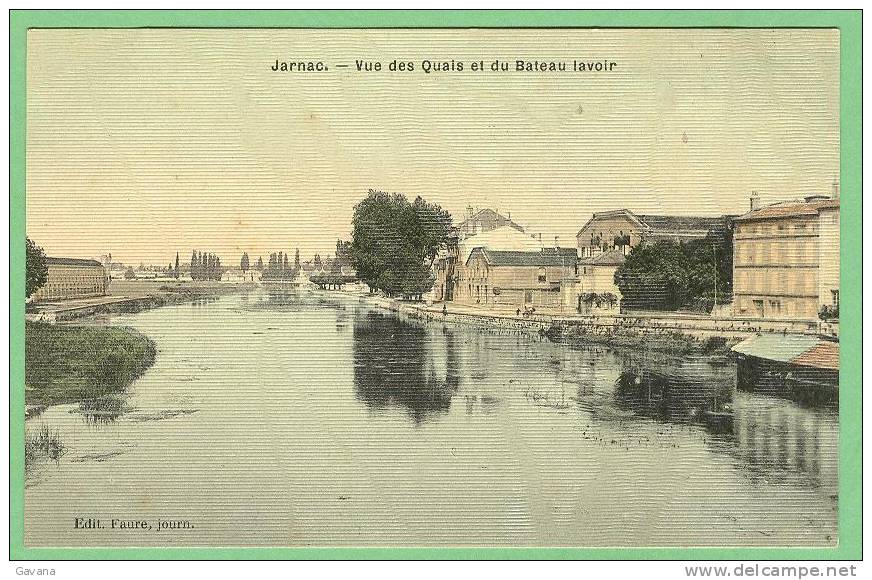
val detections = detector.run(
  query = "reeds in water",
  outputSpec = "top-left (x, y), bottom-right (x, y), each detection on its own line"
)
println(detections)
top-left (24, 424), bottom-right (65, 469)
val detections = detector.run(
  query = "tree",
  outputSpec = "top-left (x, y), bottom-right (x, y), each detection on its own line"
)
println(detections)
top-left (241, 252), bottom-right (250, 273)
top-left (614, 232), bottom-right (733, 312)
top-left (191, 250), bottom-right (198, 280)
top-left (26, 237), bottom-right (48, 299)
top-left (256, 256), bottom-right (264, 271)
top-left (614, 241), bottom-right (689, 311)
top-left (124, 267), bottom-right (136, 280)
top-left (294, 248), bottom-right (300, 271)
top-left (350, 189), bottom-right (452, 298)
top-left (174, 252), bottom-right (180, 279)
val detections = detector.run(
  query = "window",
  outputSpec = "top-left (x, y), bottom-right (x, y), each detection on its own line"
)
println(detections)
top-left (537, 267), bottom-right (546, 283)
top-left (524, 290), bottom-right (533, 303)
top-left (753, 299), bottom-right (764, 316)
top-left (831, 289), bottom-right (840, 308)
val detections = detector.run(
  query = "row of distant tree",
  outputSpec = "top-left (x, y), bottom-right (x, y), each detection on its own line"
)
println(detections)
top-left (238, 244), bottom-right (353, 282)
top-left (261, 250), bottom-right (302, 281)
top-left (190, 250), bottom-right (222, 281)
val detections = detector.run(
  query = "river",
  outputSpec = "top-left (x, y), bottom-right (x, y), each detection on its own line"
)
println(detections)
top-left (24, 291), bottom-right (838, 547)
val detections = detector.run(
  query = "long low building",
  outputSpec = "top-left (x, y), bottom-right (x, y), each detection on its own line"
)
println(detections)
top-left (31, 257), bottom-right (109, 302)
top-left (456, 246), bottom-right (578, 311)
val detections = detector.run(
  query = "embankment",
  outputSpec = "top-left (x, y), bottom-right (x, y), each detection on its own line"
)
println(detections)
top-left (349, 292), bottom-right (806, 356)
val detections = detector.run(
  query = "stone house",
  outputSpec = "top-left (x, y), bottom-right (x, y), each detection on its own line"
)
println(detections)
top-left (433, 224), bottom-right (539, 303)
top-left (562, 248), bottom-right (625, 314)
top-left (455, 247), bottom-right (577, 311)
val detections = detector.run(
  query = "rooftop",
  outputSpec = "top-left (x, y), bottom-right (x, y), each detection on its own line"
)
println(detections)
top-left (577, 209), bottom-right (728, 237)
top-left (46, 257), bottom-right (104, 267)
top-left (457, 208), bottom-right (523, 230)
top-left (579, 248), bottom-right (627, 266)
top-left (468, 247), bottom-right (577, 267)
top-left (733, 197), bottom-right (840, 222)
top-left (731, 334), bottom-right (839, 371)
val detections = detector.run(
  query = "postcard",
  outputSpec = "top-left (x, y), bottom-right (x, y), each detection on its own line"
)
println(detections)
top-left (10, 10), bottom-right (862, 560)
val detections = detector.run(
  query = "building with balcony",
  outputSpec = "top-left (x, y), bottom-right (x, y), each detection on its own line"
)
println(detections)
top-left (576, 209), bottom-right (730, 259)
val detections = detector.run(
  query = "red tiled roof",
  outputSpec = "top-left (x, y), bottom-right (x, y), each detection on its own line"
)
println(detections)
top-left (734, 198), bottom-right (839, 222)
top-left (790, 341), bottom-right (839, 371)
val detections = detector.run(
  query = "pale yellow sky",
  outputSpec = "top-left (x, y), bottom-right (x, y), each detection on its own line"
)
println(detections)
top-left (26, 28), bottom-right (839, 265)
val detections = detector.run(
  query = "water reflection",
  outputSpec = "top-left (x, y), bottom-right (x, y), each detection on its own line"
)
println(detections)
top-left (74, 396), bottom-right (127, 425)
top-left (352, 311), bottom-right (461, 424)
top-left (727, 391), bottom-right (837, 493)
top-left (612, 355), bottom-right (736, 434)
top-left (24, 293), bottom-right (839, 547)
top-left (241, 290), bottom-right (346, 313)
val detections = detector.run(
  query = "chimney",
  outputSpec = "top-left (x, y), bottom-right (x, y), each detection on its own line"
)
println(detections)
top-left (538, 233), bottom-right (543, 248)
top-left (750, 191), bottom-right (760, 211)
top-left (832, 177), bottom-right (840, 199)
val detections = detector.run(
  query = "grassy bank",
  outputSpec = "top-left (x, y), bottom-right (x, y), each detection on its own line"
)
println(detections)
top-left (25, 321), bottom-right (157, 408)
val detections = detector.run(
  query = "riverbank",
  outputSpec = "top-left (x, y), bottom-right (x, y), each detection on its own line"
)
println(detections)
top-left (25, 321), bottom-right (157, 410)
top-left (341, 291), bottom-right (758, 356)
top-left (27, 280), bottom-right (257, 322)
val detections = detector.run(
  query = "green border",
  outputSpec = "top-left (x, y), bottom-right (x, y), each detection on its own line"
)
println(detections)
top-left (9, 9), bottom-right (862, 561)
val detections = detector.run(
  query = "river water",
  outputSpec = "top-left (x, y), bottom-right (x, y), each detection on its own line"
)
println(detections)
top-left (24, 292), bottom-right (838, 547)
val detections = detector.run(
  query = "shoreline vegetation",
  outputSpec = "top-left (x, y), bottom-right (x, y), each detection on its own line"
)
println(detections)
top-left (25, 322), bottom-right (157, 410)
top-left (25, 281), bottom-right (256, 414)
top-left (23, 281), bottom-right (255, 469)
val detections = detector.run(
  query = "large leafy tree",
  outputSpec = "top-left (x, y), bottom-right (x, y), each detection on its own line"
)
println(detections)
top-left (615, 231), bottom-right (733, 312)
top-left (26, 237), bottom-right (48, 299)
top-left (350, 189), bottom-right (452, 298)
